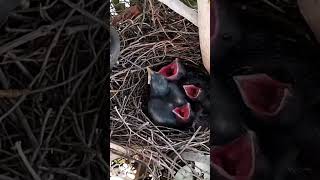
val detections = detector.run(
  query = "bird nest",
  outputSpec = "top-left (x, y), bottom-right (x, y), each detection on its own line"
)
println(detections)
top-left (110, 1), bottom-right (210, 179)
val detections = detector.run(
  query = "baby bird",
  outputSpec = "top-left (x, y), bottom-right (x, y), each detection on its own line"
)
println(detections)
top-left (211, 130), bottom-right (272, 180)
top-left (211, 76), bottom-right (247, 145)
top-left (211, 76), bottom-right (272, 180)
top-left (183, 84), bottom-right (209, 112)
top-left (147, 67), bottom-right (193, 128)
top-left (148, 99), bottom-right (193, 128)
top-left (148, 67), bottom-right (186, 107)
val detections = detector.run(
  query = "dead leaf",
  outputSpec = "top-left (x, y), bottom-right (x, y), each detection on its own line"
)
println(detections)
top-left (174, 151), bottom-right (210, 180)
top-left (112, 5), bottom-right (142, 26)
top-left (298, 0), bottom-right (320, 43)
top-left (0, 89), bottom-right (31, 98)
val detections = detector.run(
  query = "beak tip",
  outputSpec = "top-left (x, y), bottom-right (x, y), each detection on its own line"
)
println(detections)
top-left (147, 67), bottom-right (153, 84)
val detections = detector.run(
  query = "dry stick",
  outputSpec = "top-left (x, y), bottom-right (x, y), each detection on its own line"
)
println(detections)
top-left (15, 142), bottom-right (41, 180)
top-left (15, 107), bottom-right (39, 148)
top-left (38, 167), bottom-right (88, 180)
top-left (0, 24), bottom-right (56, 55)
top-left (70, 110), bottom-right (86, 145)
top-left (55, 35), bottom-right (74, 80)
top-left (169, 127), bottom-right (202, 178)
top-left (114, 107), bottom-right (201, 178)
top-left (67, 38), bottom-right (78, 82)
top-left (88, 114), bottom-right (98, 147)
top-left (31, 69), bottom-right (83, 94)
top-left (31, 108), bottom-right (53, 163)
top-left (65, 24), bottom-right (99, 35)
top-left (43, 42), bottom-right (107, 152)
top-left (153, 133), bottom-right (203, 179)
top-left (261, 0), bottom-right (285, 13)
top-left (15, 61), bottom-right (34, 80)
top-left (0, 175), bottom-right (16, 180)
top-left (0, 89), bottom-right (31, 98)
top-left (0, 166), bottom-right (24, 179)
top-left (61, 0), bottom-right (109, 29)
top-left (0, 68), bottom-right (9, 89)
top-left (0, 15), bottom-right (86, 56)
top-left (37, 9), bottom-right (76, 83)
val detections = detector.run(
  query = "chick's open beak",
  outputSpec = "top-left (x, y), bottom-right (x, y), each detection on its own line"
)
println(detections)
top-left (183, 84), bottom-right (202, 100)
top-left (158, 58), bottom-right (180, 80)
top-left (233, 73), bottom-right (292, 117)
top-left (172, 103), bottom-right (191, 122)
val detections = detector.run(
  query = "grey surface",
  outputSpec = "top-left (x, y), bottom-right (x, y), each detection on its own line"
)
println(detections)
top-left (110, 26), bottom-right (120, 70)
top-left (0, 0), bottom-right (22, 26)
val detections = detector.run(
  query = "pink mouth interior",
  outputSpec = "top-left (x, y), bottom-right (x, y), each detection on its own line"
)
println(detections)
top-left (234, 74), bottom-right (289, 116)
top-left (211, 134), bottom-right (254, 178)
top-left (172, 103), bottom-right (191, 122)
top-left (158, 62), bottom-right (178, 80)
top-left (183, 85), bottom-right (201, 100)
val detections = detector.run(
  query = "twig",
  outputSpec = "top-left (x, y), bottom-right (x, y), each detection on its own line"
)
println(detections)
top-left (37, 167), bottom-right (89, 180)
top-left (0, 95), bottom-right (26, 123)
top-left (0, 25), bottom-right (55, 55)
top-left (0, 175), bottom-right (16, 180)
top-left (0, 89), bottom-right (31, 98)
top-left (15, 141), bottom-right (41, 180)
top-left (0, 68), bottom-right (9, 89)
top-left (15, 107), bottom-right (39, 148)
top-left (61, 0), bottom-right (109, 29)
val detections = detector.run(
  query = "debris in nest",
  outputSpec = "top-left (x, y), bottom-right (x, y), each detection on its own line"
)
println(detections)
top-left (110, 156), bottom-right (151, 180)
top-left (175, 151), bottom-right (210, 180)
top-left (112, 5), bottom-right (142, 26)
top-left (174, 161), bottom-right (210, 180)
top-left (111, 157), bottom-right (137, 180)
top-left (0, 89), bottom-right (31, 98)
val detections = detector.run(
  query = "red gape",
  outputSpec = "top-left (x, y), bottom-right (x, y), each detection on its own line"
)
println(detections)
top-left (211, 133), bottom-right (255, 180)
top-left (172, 103), bottom-right (191, 122)
top-left (183, 84), bottom-right (202, 100)
top-left (158, 59), bottom-right (180, 80)
top-left (233, 74), bottom-right (292, 118)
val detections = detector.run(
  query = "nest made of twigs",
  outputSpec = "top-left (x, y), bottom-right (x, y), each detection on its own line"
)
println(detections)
top-left (110, 1), bottom-right (209, 179)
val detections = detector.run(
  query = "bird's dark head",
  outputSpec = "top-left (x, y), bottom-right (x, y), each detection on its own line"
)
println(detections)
top-left (147, 67), bottom-right (169, 97)
top-left (158, 58), bottom-right (185, 81)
